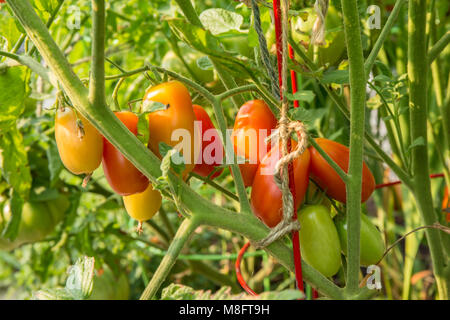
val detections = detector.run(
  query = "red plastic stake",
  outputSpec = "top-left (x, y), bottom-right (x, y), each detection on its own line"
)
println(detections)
top-left (272, 0), bottom-right (304, 293)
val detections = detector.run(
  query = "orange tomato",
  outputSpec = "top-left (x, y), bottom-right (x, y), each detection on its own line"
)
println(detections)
top-left (55, 108), bottom-right (103, 175)
top-left (443, 187), bottom-right (449, 222)
top-left (231, 100), bottom-right (277, 187)
top-left (309, 138), bottom-right (375, 203)
top-left (143, 81), bottom-right (198, 178)
top-left (192, 105), bottom-right (224, 179)
top-left (102, 111), bottom-right (149, 196)
top-left (251, 141), bottom-right (311, 228)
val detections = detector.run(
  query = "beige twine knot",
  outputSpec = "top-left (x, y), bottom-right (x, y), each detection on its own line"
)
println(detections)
top-left (252, 121), bottom-right (308, 249)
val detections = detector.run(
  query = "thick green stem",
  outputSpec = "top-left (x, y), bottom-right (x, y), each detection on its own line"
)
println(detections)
top-left (140, 218), bottom-right (199, 300)
top-left (408, 0), bottom-right (449, 300)
top-left (340, 0), bottom-right (366, 295)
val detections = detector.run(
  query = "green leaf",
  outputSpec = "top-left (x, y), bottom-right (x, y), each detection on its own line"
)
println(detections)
top-left (158, 142), bottom-right (185, 175)
top-left (65, 256), bottom-right (95, 300)
top-left (32, 288), bottom-right (74, 300)
top-left (199, 8), bottom-right (244, 35)
top-left (373, 74), bottom-right (394, 83)
top-left (1, 191), bottom-right (23, 241)
top-left (46, 140), bottom-right (63, 186)
top-left (29, 188), bottom-right (59, 202)
top-left (0, 14), bottom-right (22, 50)
top-left (141, 100), bottom-right (167, 113)
top-left (167, 18), bottom-right (259, 79)
top-left (408, 137), bottom-right (425, 153)
top-left (0, 128), bottom-right (32, 198)
top-left (137, 112), bottom-right (150, 145)
top-left (0, 67), bottom-right (29, 131)
top-left (321, 69), bottom-right (349, 85)
top-left (289, 108), bottom-right (327, 126)
top-left (196, 56), bottom-right (213, 70)
top-left (285, 90), bottom-right (315, 103)
top-left (161, 283), bottom-right (304, 300)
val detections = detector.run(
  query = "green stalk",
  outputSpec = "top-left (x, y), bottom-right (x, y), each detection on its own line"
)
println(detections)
top-left (89, 0), bottom-right (106, 109)
top-left (364, 0), bottom-right (407, 77)
top-left (340, 0), bottom-right (366, 295)
top-left (309, 137), bottom-right (349, 183)
top-left (140, 218), bottom-right (199, 300)
top-left (428, 31), bottom-right (450, 64)
top-left (89, 0), bottom-right (106, 107)
top-left (211, 99), bottom-right (252, 214)
top-left (408, 0), bottom-right (449, 300)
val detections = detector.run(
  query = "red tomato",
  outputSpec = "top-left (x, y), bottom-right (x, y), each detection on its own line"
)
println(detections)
top-left (309, 138), bottom-right (375, 203)
top-left (102, 111), bottom-right (149, 196)
top-left (192, 105), bottom-right (224, 179)
top-left (231, 100), bottom-right (277, 187)
top-left (251, 141), bottom-right (311, 228)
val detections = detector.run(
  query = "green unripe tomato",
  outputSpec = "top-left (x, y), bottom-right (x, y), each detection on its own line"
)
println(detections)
top-left (291, 6), bottom-right (346, 67)
top-left (0, 201), bottom-right (56, 250)
top-left (335, 213), bottom-right (385, 266)
top-left (89, 266), bottom-right (130, 300)
top-left (298, 205), bottom-right (342, 277)
top-left (161, 51), bottom-right (187, 77)
top-left (220, 34), bottom-right (254, 59)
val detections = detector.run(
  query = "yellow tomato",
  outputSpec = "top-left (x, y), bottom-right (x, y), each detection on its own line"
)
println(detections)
top-left (55, 108), bottom-right (103, 175)
top-left (123, 184), bottom-right (162, 222)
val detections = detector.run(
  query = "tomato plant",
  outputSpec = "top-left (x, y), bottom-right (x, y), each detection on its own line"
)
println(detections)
top-left (231, 100), bottom-right (277, 187)
top-left (1, 0), bottom-right (449, 302)
top-left (102, 111), bottom-right (149, 196)
top-left (309, 138), bottom-right (375, 203)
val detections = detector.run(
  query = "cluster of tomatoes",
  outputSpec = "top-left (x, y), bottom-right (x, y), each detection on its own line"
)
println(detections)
top-left (227, 99), bottom-right (384, 277)
top-left (55, 80), bottom-right (384, 277)
top-left (55, 81), bottom-right (200, 228)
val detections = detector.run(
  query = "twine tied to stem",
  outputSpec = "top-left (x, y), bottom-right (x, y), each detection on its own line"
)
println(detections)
top-left (252, 121), bottom-right (308, 249)
top-left (251, 0), bottom-right (309, 250)
top-left (311, 0), bottom-right (329, 45)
